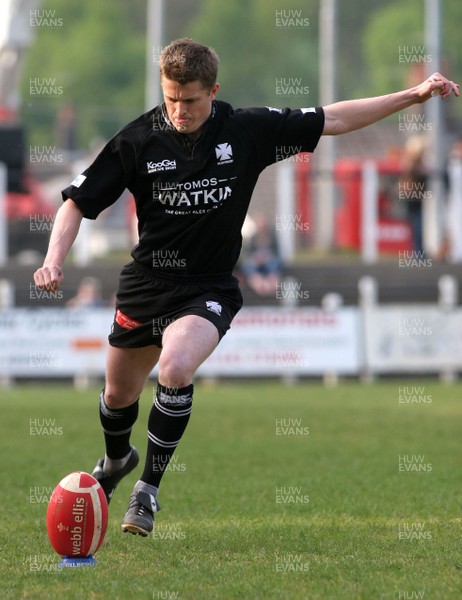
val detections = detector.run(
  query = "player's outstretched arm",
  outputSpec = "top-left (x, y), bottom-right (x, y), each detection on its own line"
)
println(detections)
top-left (34, 198), bottom-right (84, 292)
top-left (322, 72), bottom-right (459, 136)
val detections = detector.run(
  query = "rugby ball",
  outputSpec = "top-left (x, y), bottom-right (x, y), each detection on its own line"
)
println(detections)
top-left (46, 471), bottom-right (108, 558)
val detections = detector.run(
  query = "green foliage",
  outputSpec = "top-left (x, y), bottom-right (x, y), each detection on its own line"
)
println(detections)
top-left (363, 1), bottom-right (426, 96)
top-left (189, 0), bottom-right (319, 108)
top-left (336, 0), bottom-right (404, 99)
top-left (362, 0), bottom-right (462, 120)
top-left (21, 0), bottom-right (147, 147)
top-left (19, 0), bottom-right (462, 150)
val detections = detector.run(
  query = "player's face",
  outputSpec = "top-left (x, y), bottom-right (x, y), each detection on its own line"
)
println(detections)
top-left (161, 78), bottom-right (219, 135)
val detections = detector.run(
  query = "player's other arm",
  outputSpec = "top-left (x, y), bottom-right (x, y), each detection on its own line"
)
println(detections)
top-left (34, 198), bottom-right (84, 291)
top-left (322, 72), bottom-right (459, 136)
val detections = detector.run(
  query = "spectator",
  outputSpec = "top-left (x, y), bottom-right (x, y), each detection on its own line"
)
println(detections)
top-left (400, 135), bottom-right (428, 255)
top-left (66, 276), bottom-right (105, 308)
top-left (443, 137), bottom-right (462, 261)
top-left (241, 213), bottom-right (282, 296)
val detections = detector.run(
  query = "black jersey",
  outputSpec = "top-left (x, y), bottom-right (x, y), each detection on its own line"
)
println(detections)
top-left (62, 100), bottom-right (324, 276)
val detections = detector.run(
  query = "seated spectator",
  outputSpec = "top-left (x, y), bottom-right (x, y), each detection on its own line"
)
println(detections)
top-left (66, 276), bottom-right (105, 308)
top-left (241, 213), bottom-right (282, 296)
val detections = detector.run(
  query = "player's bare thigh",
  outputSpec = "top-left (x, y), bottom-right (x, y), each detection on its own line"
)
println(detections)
top-left (105, 344), bottom-right (161, 408)
top-left (158, 314), bottom-right (219, 388)
top-left (104, 315), bottom-right (219, 406)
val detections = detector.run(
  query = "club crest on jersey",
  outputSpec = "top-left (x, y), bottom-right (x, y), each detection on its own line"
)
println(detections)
top-left (215, 143), bottom-right (233, 165)
top-left (147, 158), bottom-right (177, 173)
top-left (206, 301), bottom-right (222, 316)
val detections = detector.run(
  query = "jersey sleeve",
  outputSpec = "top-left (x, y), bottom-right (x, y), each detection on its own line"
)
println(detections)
top-left (235, 106), bottom-right (325, 169)
top-left (61, 134), bottom-right (134, 220)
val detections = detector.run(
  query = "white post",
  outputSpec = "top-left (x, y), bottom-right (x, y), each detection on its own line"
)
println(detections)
top-left (358, 276), bottom-right (378, 382)
top-left (447, 158), bottom-right (462, 263)
top-left (0, 162), bottom-right (7, 265)
top-left (361, 160), bottom-right (378, 263)
top-left (0, 277), bottom-right (14, 385)
top-left (145, 0), bottom-right (164, 112)
top-left (0, 279), bottom-right (14, 307)
top-left (438, 274), bottom-right (458, 382)
top-left (424, 0), bottom-right (444, 256)
top-left (321, 292), bottom-right (344, 387)
top-left (276, 159), bottom-right (295, 263)
top-left (316, 0), bottom-right (337, 250)
top-left (438, 274), bottom-right (458, 307)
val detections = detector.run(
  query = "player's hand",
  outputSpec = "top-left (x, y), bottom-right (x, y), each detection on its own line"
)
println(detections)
top-left (34, 264), bottom-right (64, 292)
top-left (416, 72), bottom-right (460, 102)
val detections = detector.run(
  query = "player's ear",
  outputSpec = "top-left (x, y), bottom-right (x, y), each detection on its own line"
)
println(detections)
top-left (210, 83), bottom-right (220, 100)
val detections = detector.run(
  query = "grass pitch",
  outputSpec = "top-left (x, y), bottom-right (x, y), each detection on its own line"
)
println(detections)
top-left (0, 381), bottom-right (461, 599)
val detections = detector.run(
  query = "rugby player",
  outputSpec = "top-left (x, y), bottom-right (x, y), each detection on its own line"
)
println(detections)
top-left (34, 38), bottom-right (459, 536)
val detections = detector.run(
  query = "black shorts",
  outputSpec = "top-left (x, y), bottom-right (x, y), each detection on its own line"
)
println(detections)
top-left (108, 261), bottom-right (243, 348)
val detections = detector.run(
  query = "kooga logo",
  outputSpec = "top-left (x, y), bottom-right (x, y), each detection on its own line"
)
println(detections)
top-left (147, 158), bottom-right (177, 173)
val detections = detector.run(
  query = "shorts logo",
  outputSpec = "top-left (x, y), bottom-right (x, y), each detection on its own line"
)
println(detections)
top-left (147, 158), bottom-right (177, 173)
top-left (215, 143), bottom-right (233, 165)
top-left (206, 301), bottom-right (222, 316)
top-left (115, 308), bottom-right (142, 330)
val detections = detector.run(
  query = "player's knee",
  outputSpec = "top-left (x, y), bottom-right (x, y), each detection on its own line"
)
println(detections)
top-left (103, 386), bottom-right (139, 409)
top-left (158, 354), bottom-right (193, 388)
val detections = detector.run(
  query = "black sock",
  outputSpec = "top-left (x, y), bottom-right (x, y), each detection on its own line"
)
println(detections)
top-left (99, 389), bottom-right (139, 459)
top-left (140, 383), bottom-right (194, 488)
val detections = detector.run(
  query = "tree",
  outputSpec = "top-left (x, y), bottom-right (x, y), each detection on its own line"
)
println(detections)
top-left (335, 0), bottom-right (398, 100)
top-left (188, 0), bottom-right (319, 108)
top-left (21, 0), bottom-right (146, 147)
top-left (21, 0), bottom-right (461, 150)
top-left (362, 0), bottom-right (462, 123)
